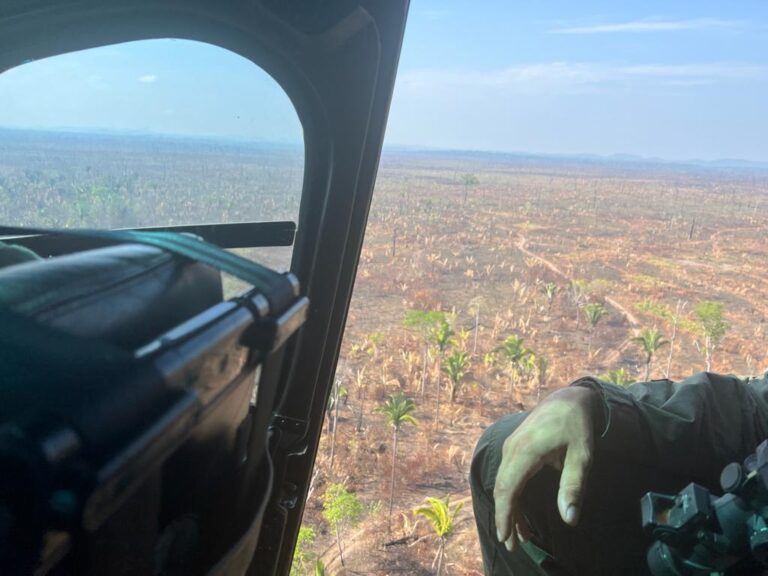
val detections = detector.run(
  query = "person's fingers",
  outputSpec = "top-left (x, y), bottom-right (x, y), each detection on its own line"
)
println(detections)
top-left (557, 443), bottom-right (593, 526)
top-left (516, 514), bottom-right (533, 543)
top-left (503, 533), bottom-right (517, 553)
top-left (494, 446), bottom-right (541, 544)
top-left (503, 513), bottom-right (531, 553)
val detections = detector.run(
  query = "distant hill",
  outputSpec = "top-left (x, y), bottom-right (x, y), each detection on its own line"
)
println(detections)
top-left (2, 127), bottom-right (766, 175)
top-left (0, 126), bottom-right (303, 153)
top-left (382, 145), bottom-right (768, 175)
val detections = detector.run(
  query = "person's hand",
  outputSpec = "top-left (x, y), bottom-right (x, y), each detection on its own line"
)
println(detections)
top-left (494, 386), bottom-right (600, 552)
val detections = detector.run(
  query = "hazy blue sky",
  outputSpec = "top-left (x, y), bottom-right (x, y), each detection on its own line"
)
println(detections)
top-left (1, 0), bottom-right (767, 161)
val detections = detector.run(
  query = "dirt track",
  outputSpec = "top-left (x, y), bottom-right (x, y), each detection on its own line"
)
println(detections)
top-left (514, 236), bottom-right (640, 366)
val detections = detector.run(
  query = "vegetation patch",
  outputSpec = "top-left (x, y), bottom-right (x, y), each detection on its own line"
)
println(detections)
top-left (628, 273), bottom-right (669, 290)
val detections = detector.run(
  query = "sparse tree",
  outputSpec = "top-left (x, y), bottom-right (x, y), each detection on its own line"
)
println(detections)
top-left (570, 280), bottom-right (588, 328)
top-left (431, 317), bottom-right (455, 425)
top-left (460, 173), bottom-right (479, 204)
top-left (460, 173), bottom-right (479, 186)
top-left (377, 391), bottom-right (418, 526)
top-left (665, 300), bottom-right (687, 379)
top-left (456, 327), bottom-right (472, 353)
top-left (290, 526), bottom-right (316, 576)
top-left (468, 296), bottom-right (485, 356)
top-left (414, 496), bottom-right (463, 576)
top-left (632, 328), bottom-right (669, 381)
top-left (444, 350), bottom-right (470, 402)
top-left (403, 310), bottom-right (444, 396)
top-left (518, 351), bottom-right (538, 387)
top-left (353, 367), bottom-right (367, 432)
top-left (694, 301), bottom-right (729, 371)
top-left (540, 282), bottom-right (559, 313)
top-left (583, 303), bottom-right (608, 356)
top-left (348, 335), bottom-right (378, 431)
top-left (496, 334), bottom-right (532, 394)
top-left (322, 483), bottom-right (363, 568)
top-left (327, 377), bottom-right (347, 472)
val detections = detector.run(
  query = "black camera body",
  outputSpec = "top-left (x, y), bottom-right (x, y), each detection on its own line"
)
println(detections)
top-left (642, 439), bottom-right (768, 576)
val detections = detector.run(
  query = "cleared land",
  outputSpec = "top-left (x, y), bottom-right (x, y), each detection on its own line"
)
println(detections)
top-left (2, 130), bottom-right (767, 575)
top-left (304, 150), bottom-right (768, 575)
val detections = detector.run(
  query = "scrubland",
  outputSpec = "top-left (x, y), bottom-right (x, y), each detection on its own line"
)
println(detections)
top-left (2, 130), bottom-right (766, 575)
top-left (300, 151), bottom-right (768, 575)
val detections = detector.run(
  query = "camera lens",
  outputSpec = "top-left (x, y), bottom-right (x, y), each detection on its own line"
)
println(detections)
top-left (720, 462), bottom-right (744, 493)
top-left (647, 541), bottom-right (688, 576)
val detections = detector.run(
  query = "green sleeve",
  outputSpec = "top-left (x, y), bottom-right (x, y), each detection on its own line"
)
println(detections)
top-left (572, 372), bottom-right (768, 486)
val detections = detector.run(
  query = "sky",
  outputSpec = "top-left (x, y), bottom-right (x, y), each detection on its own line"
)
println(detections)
top-left (1, 1), bottom-right (767, 162)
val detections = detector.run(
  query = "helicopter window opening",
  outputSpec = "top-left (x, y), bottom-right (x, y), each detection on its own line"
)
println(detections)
top-left (299, 5), bottom-right (768, 574)
top-left (0, 39), bottom-right (303, 283)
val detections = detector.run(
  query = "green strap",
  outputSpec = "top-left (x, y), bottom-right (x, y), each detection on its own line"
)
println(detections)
top-left (0, 225), bottom-right (296, 313)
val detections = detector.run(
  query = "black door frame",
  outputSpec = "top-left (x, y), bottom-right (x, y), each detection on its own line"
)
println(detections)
top-left (0, 1), bottom-right (410, 572)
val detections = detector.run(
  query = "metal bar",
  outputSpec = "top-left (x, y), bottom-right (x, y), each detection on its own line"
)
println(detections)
top-left (3, 221), bottom-right (296, 257)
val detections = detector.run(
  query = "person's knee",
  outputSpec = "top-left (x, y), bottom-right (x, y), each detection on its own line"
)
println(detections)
top-left (470, 411), bottom-right (529, 502)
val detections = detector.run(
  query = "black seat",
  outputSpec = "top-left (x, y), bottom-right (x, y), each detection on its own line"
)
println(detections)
top-left (0, 235), bottom-right (305, 575)
top-left (0, 243), bottom-right (223, 348)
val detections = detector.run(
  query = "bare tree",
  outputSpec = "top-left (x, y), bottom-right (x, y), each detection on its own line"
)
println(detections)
top-left (328, 377), bottom-right (347, 472)
top-left (468, 296), bottom-right (485, 356)
top-left (664, 300), bottom-right (687, 379)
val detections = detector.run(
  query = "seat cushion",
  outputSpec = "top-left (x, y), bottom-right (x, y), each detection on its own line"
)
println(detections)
top-left (0, 243), bottom-right (223, 348)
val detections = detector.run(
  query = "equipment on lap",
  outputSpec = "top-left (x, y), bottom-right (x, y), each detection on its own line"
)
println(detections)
top-left (642, 439), bottom-right (768, 576)
top-left (0, 226), bottom-right (308, 575)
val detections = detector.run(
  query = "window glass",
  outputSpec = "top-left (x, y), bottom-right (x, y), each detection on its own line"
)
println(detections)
top-left (0, 39), bottom-right (303, 273)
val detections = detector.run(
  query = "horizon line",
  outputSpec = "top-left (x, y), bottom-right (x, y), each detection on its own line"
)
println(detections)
top-left (1, 125), bottom-right (767, 169)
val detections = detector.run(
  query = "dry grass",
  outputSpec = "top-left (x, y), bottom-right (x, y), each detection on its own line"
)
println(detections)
top-left (298, 152), bottom-right (768, 574)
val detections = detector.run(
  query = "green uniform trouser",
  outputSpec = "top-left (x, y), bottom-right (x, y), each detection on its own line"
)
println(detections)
top-left (469, 412), bottom-right (693, 576)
